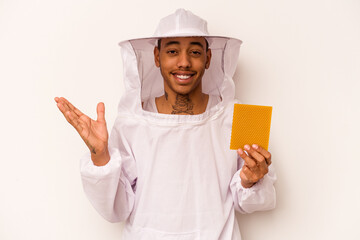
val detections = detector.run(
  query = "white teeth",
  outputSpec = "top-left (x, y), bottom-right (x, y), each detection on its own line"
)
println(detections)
top-left (176, 75), bottom-right (191, 79)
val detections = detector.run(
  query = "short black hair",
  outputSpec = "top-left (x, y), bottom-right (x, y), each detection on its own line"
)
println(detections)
top-left (157, 38), bottom-right (209, 51)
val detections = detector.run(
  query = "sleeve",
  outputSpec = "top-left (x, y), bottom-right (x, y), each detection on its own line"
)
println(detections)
top-left (230, 156), bottom-right (276, 214)
top-left (79, 121), bottom-right (137, 223)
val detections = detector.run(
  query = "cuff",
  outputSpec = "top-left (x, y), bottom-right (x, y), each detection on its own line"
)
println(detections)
top-left (80, 147), bottom-right (122, 179)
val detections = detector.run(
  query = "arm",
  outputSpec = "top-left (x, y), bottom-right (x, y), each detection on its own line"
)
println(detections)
top-left (55, 97), bottom-right (136, 222)
top-left (230, 144), bottom-right (276, 214)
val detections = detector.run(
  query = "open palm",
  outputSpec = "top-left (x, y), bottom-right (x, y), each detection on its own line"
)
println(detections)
top-left (55, 97), bottom-right (108, 157)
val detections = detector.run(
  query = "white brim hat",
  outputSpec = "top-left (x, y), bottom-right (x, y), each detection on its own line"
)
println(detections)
top-left (119, 8), bottom-right (242, 47)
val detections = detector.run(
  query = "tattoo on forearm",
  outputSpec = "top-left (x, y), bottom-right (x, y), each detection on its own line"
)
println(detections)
top-left (86, 140), bottom-right (96, 154)
top-left (91, 147), bottom-right (96, 154)
top-left (171, 94), bottom-right (194, 115)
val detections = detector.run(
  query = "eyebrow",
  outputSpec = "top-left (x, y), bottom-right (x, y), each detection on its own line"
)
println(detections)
top-left (190, 42), bottom-right (204, 49)
top-left (164, 41), bottom-right (205, 49)
top-left (164, 41), bottom-right (180, 47)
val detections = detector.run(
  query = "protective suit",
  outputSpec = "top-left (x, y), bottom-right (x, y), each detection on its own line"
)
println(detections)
top-left (80, 9), bottom-right (276, 240)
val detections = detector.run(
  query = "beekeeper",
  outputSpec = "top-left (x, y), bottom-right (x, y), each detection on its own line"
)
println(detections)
top-left (55, 9), bottom-right (276, 240)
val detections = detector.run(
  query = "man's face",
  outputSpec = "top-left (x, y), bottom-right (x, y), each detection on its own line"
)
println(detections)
top-left (154, 37), bottom-right (211, 96)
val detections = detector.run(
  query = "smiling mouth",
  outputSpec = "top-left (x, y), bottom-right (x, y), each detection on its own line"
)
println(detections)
top-left (172, 73), bottom-right (195, 80)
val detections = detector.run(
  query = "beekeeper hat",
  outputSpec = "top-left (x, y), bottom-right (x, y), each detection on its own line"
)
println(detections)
top-left (119, 8), bottom-right (242, 47)
top-left (118, 9), bottom-right (242, 108)
top-left (153, 8), bottom-right (209, 38)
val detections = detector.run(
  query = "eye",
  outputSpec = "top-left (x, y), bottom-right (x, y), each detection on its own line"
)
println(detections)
top-left (190, 50), bottom-right (202, 56)
top-left (166, 50), bottom-right (178, 55)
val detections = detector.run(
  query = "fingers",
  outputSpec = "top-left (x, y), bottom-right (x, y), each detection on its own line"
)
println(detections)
top-left (237, 148), bottom-right (256, 169)
top-left (96, 102), bottom-right (106, 123)
top-left (55, 97), bottom-right (84, 118)
top-left (238, 145), bottom-right (267, 171)
top-left (55, 97), bottom-right (71, 115)
top-left (66, 109), bottom-right (85, 133)
top-left (55, 97), bottom-right (87, 132)
top-left (244, 144), bottom-right (268, 170)
top-left (252, 144), bottom-right (272, 166)
top-left (238, 144), bottom-right (271, 166)
top-left (56, 99), bottom-right (72, 122)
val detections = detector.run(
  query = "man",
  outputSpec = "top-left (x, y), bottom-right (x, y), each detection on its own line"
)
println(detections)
top-left (55, 9), bottom-right (276, 239)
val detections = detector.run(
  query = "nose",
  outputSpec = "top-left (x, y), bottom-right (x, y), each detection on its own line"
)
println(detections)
top-left (176, 52), bottom-right (191, 68)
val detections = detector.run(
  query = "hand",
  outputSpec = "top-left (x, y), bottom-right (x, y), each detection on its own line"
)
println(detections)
top-left (237, 144), bottom-right (272, 188)
top-left (55, 97), bottom-right (110, 166)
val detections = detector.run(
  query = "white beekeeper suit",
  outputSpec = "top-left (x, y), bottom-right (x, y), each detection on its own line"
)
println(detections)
top-left (80, 9), bottom-right (276, 240)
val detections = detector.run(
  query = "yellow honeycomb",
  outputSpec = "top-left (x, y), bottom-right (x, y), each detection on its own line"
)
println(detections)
top-left (230, 104), bottom-right (273, 150)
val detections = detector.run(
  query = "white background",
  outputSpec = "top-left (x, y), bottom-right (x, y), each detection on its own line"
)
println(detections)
top-left (1, 0), bottom-right (359, 239)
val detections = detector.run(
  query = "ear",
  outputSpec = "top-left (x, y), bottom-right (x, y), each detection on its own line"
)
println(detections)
top-left (154, 46), bottom-right (160, 68)
top-left (205, 48), bottom-right (212, 69)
